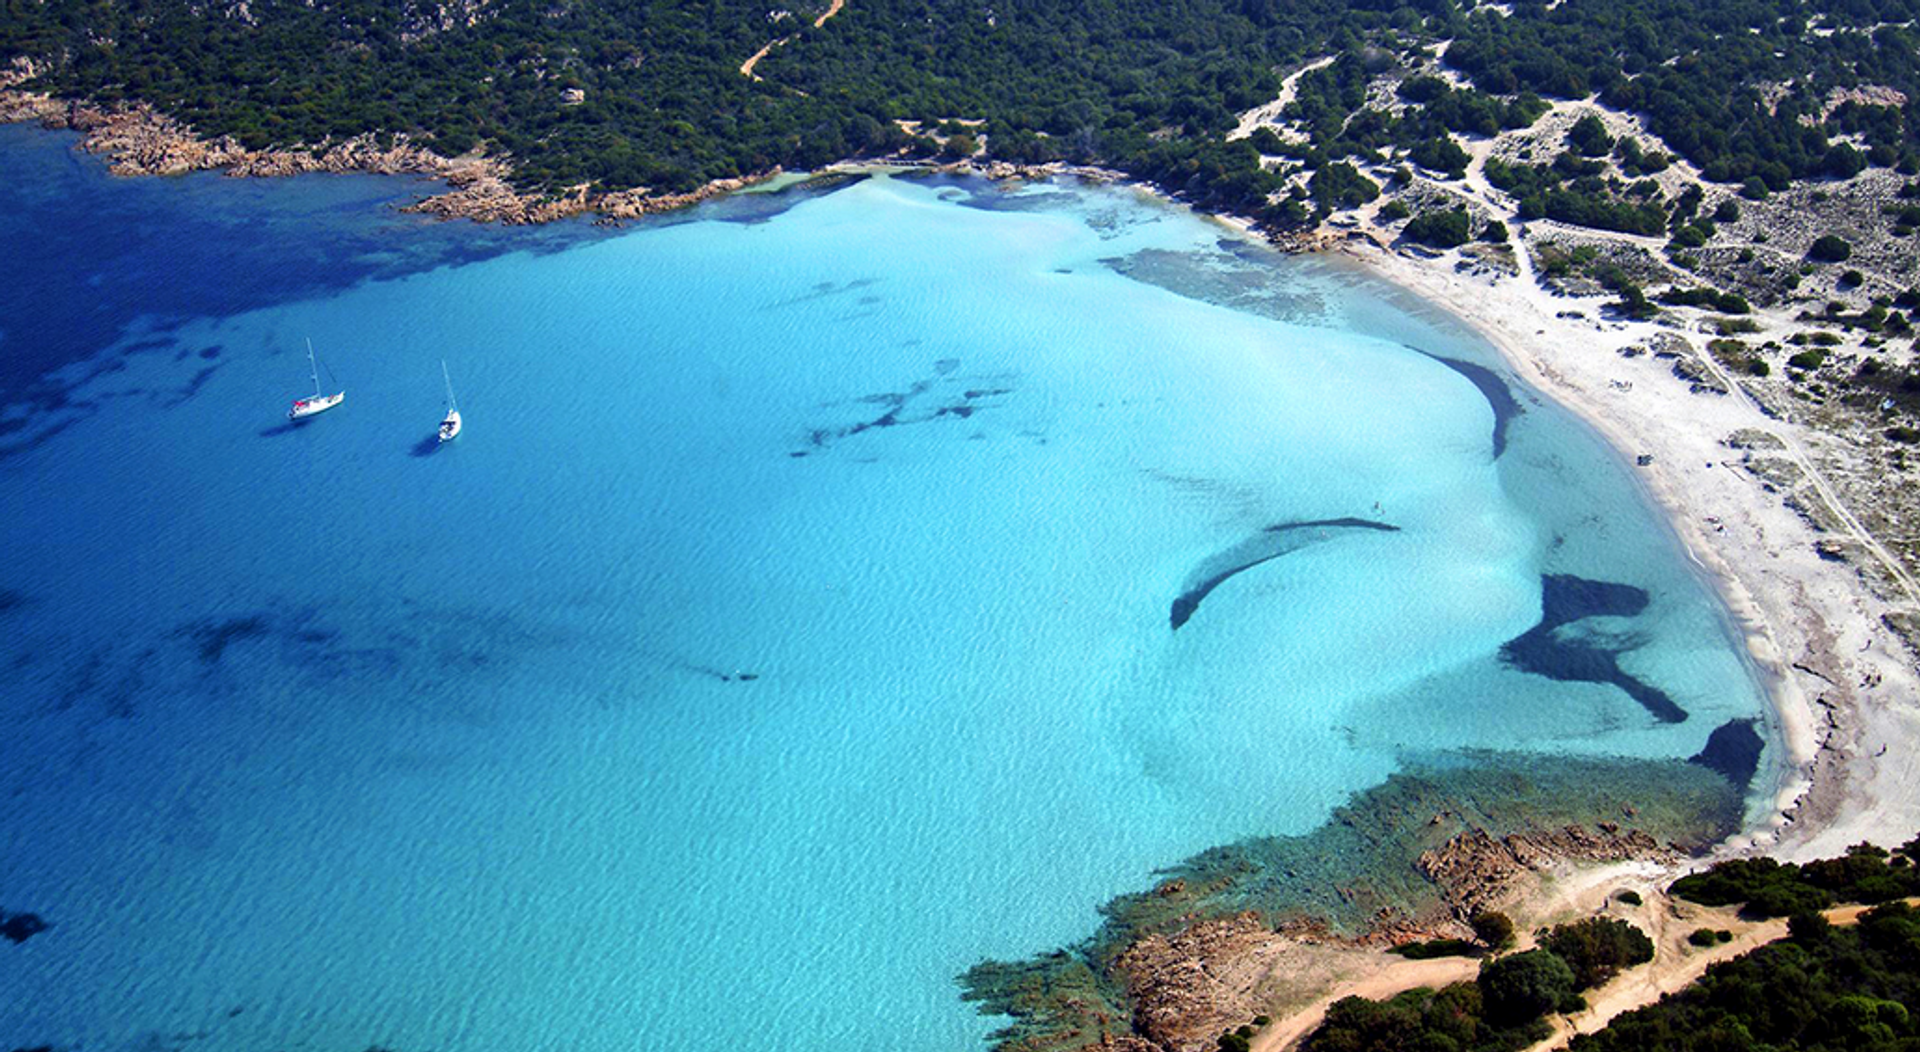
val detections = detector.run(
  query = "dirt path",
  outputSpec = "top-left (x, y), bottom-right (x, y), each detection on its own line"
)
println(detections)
top-left (1248, 954), bottom-right (1481, 1052)
top-left (1249, 874), bottom-right (1920, 1052)
top-left (1543, 896), bottom-right (1920, 1048)
top-left (1229, 56), bottom-right (1338, 142)
top-left (1686, 318), bottom-right (1920, 608)
top-left (740, 0), bottom-right (846, 80)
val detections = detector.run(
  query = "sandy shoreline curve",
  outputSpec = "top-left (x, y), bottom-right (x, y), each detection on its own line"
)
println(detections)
top-left (4, 99), bottom-right (1917, 1045)
top-left (1319, 227), bottom-right (1920, 863)
top-left (942, 153), bottom-right (1919, 864)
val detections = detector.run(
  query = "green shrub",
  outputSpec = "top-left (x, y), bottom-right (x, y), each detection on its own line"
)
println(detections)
top-left (1789, 350), bottom-right (1828, 370)
top-left (1614, 890), bottom-right (1643, 906)
top-left (1480, 950), bottom-right (1577, 1024)
top-left (1808, 235), bottom-right (1853, 263)
top-left (1473, 910), bottom-right (1517, 950)
top-left (1391, 937), bottom-right (1479, 959)
top-left (1539, 917), bottom-right (1655, 991)
top-left (1687, 928), bottom-right (1719, 947)
top-left (1403, 208), bottom-right (1473, 248)
top-left (1377, 199), bottom-right (1411, 222)
top-left (1569, 114), bottom-right (1614, 157)
top-left (1309, 162), bottom-right (1380, 209)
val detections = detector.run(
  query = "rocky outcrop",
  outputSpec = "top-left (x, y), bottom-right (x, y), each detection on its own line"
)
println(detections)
top-left (1417, 824), bottom-right (1670, 919)
top-left (0, 64), bottom-right (777, 225)
top-left (1115, 913), bottom-right (1273, 1052)
top-left (402, 171), bottom-right (780, 225)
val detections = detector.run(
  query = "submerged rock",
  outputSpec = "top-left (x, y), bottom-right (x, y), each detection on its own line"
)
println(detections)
top-left (959, 751), bottom-right (1742, 1052)
top-left (1, 910), bottom-right (49, 944)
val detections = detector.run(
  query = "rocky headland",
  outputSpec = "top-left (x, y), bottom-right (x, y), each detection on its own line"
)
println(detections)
top-left (0, 56), bottom-right (775, 225)
top-left (960, 748), bottom-right (1751, 1052)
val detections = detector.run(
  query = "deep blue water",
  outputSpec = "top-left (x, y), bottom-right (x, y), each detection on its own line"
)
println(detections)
top-left (0, 130), bottom-right (1776, 1052)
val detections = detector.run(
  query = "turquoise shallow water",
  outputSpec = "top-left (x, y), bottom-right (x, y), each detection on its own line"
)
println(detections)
top-left (0, 136), bottom-right (1774, 1052)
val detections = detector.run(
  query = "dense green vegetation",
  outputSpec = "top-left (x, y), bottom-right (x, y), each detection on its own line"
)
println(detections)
top-left (1404, 207), bottom-right (1472, 248)
top-left (1669, 840), bottom-right (1920, 917)
top-left (1305, 916), bottom-right (1656, 1052)
top-left (5, 0), bottom-right (1920, 221)
top-left (1311, 841), bottom-right (1920, 1052)
top-left (1539, 917), bottom-right (1655, 991)
top-left (1571, 902), bottom-right (1920, 1052)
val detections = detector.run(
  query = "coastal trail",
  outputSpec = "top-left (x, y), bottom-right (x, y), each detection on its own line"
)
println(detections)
top-left (1687, 339), bottom-right (1920, 610)
top-left (1248, 954), bottom-right (1480, 1052)
top-left (740, 0), bottom-right (846, 81)
top-left (1229, 56), bottom-right (1338, 143)
top-left (1249, 877), bottom-right (1920, 1052)
top-left (1542, 895), bottom-right (1920, 1048)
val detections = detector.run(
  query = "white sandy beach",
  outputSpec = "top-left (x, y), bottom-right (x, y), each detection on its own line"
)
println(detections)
top-left (1343, 232), bottom-right (1920, 862)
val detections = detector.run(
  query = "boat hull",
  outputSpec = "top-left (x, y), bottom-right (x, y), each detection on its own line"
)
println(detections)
top-left (289, 391), bottom-right (345, 420)
top-left (438, 410), bottom-right (462, 442)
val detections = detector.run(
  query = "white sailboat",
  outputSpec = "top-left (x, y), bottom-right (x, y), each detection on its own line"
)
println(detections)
top-left (288, 338), bottom-right (345, 420)
top-left (438, 360), bottom-right (463, 442)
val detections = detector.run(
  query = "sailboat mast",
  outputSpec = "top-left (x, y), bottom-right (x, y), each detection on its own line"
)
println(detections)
top-left (442, 360), bottom-right (457, 412)
top-left (306, 338), bottom-right (321, 398)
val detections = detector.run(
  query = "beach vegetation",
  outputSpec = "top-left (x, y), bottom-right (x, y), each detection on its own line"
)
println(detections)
top-left (1659, 287), bottom-right (1750, 314)
top-left (1670, 842), bottom-right (1920, 917)
top-left (1606, 284), bottom-right (1658, 321)
top-left (1613, 890), bottom-right (1642, 906)
top-left (6, 0), bottom-right (1918, 227)
top-left (1538, 917), bottom-right (1655, 991)
top-left (1569, 901), bottom-right (1920, 1052)
top-left (1310, 162), bottom-right (1381, 210)
top-left (1377, 199), bottom-right (1411, 222)
top-left (1688, 927), bottom-right (1720, 947)
top-left (1480, 949), bottom-right (1579, 1024)
top-left (1410, 137), bottom-right (1470, 179)
top-left (1472, 910), bottom-right (1516, 950)
top-left (1390, 937), bottom-right (1480, 959)
top-left (1567, 114), bottom-right (1614, 158)
top-left (1402, 208), bottom-right (1472, 249)
top-left (1808, 235), bottom-right (1854, 263)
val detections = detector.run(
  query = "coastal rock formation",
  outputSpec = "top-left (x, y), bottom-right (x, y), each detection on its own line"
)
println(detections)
top-left (0, 61), bottom-right (775, 225)
top-left (964, 754), bottom-right (1740, 1052)
top-left (1115, 913), bottom-right (1273, 1051)
top-left (1417, 825), bottom-right (1668, 919)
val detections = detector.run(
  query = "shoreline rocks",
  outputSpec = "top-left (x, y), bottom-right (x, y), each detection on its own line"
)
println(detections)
top-left (0, 62), bottom-right (777, 225)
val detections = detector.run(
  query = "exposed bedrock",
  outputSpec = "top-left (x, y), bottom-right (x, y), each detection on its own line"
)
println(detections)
top-left (960, 751), bottom-right (1742, 1052)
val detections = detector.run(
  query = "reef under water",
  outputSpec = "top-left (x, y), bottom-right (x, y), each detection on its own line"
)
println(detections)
top-left (960, 750), bottom-right (1748, 1052)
